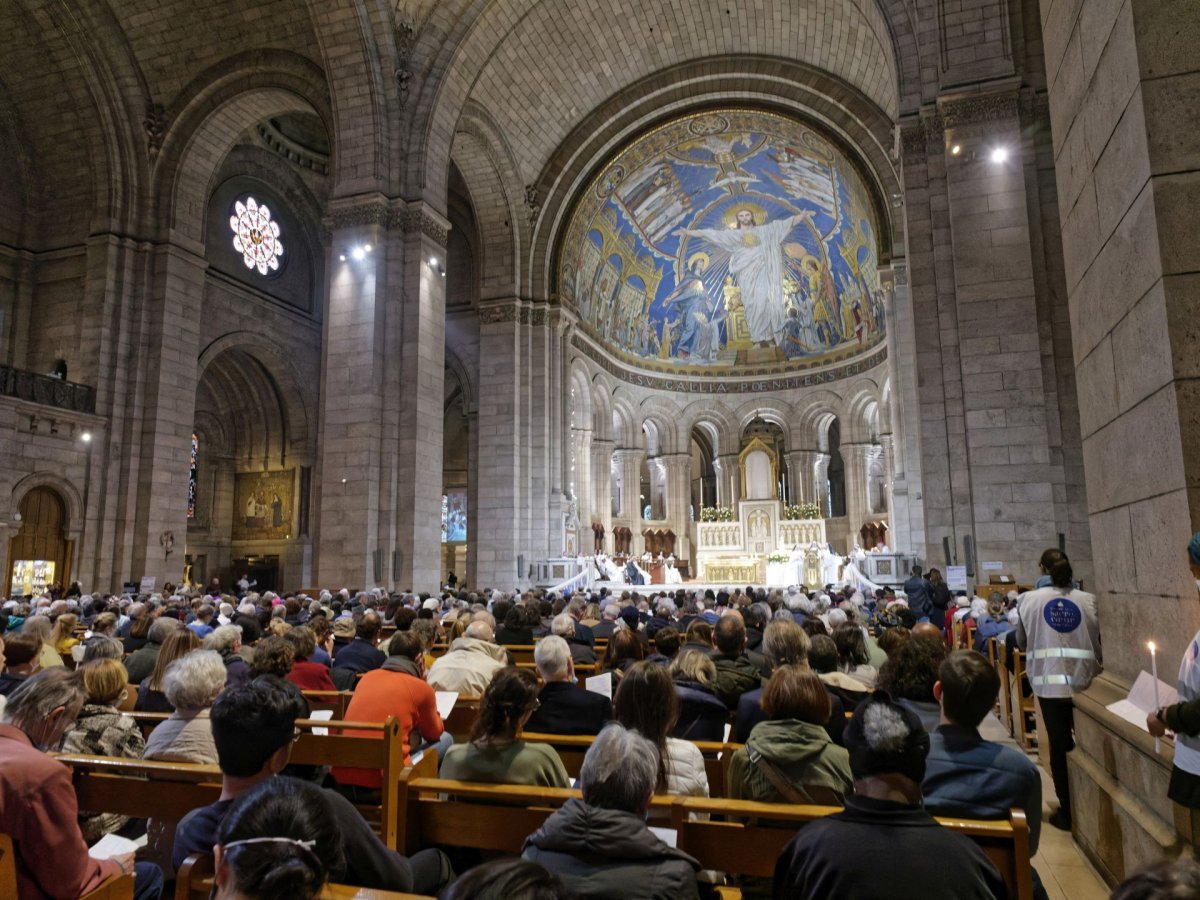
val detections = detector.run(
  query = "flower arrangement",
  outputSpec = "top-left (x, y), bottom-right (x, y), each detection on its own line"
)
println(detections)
top-left (783, 503), bottom-right (823, 520)
top-left (767, 552), bottom-right (791, 563)
top-left (699, 506), bottom-right (734, 522)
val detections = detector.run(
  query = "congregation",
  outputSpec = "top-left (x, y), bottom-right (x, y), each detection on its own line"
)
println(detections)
top-left (1, 545), bottom-right (1199, 900)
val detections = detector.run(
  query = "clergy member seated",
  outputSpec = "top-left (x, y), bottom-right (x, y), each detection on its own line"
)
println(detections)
top-left (526, 635), bottom-right (612, 736)
top-left (426, 620), bottom-right (509, 696)
top-left (772, 692), bottom-right (1006, 900)
top-left (173, 679), bottom-right (453, 894)
top-left (522, 723), bottom-right (702, 899)
top-left (331, 611), bottom-right (386, 675)
top-left (923, 650), bottom-right (1043, 874)
top-left (1, 668), bottom-right (164, 900)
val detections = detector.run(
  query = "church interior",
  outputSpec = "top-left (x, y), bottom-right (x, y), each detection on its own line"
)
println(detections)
top-left (1, 0), bottom-right (1198, 896)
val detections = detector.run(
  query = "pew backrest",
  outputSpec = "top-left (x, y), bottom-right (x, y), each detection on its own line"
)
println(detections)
top-left (175, 852), bottom-right (435, 900)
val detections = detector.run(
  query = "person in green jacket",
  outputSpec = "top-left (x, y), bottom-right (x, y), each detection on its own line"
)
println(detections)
top-left (728, 665), bottom-right (853, 805)
top-left (439, 666), bottom-right (570, 787)
top-left (712, 613), bottom-right (764, 709)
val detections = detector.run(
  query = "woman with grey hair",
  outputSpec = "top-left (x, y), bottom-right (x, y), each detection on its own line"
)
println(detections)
top-left (141, 650), bottom-right (226, 764)
top-left (522, 723), bottom-right (702, 898)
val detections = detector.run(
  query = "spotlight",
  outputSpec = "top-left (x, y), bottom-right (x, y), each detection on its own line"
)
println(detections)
top-left (363, 244), bottom-right (372, 253)
top-left (80, 431), bottom-right (92, 443)
top-left (950, 144), bottom-right (962, 156)
top-left (429, 256), bottom-right (438, 266)
top-left (351, 246), bottom-right (366, 261)
top-left (339, 254), bottom-right (346, 262)
top-left (990, 147), bottom-right (1009, 164)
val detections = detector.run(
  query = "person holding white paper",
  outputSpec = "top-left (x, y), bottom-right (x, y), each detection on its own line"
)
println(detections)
top-left (0, 668), bottom-right (164, 900)
top-left (1147, 532), bottom-right (1200, 816)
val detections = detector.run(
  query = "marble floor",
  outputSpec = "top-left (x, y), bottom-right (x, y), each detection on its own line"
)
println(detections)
top-left (1032, 763), bottom-right (1110, 900)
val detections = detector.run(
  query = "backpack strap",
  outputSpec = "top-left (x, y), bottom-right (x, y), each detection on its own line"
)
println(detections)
top-left (746, 745), bottom-right (814, 805)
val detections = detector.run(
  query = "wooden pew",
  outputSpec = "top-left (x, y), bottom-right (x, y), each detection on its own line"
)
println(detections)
top-left (60, 754), bottom-right (223, 821)
top-left (441, 698), bottom-right (481, 742)
top-left (987, 637), bottom-right (1014, 734)
top-left (114, 713), bottom-right (407, 848)
top-left (393, 775), bottom-right (1033, 900)
top-left (175, 852), bottom-right (435, 900)
top-left (0, 833), bottom-right (131, 899)
top-left (522, 731), bottom-right (736, 798)
top-left (1009, 649), bottom-right (1038, 751)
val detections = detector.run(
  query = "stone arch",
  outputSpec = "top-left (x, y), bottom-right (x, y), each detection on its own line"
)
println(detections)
top-left (844, 382), bottom-right (885, 444)
top-left (637, 397), bottom-right (684, 455)
top-left (794, 392), bottom-right (848, 448)
top-left (734, 398), bottom-right (799, 446)
top-left (452, 103), bottom-right (526, 298)
top-left (11, 472), bottom-right (84, 541)
top-left (589, 371), bottom-right (615, 439)
top-left (444, 343), bottom-right (478, 416)
top-left (610, 392), bottom-right (640, 448)
top-left (152, 50), bottom-right (333, 246)
top-left (680, 400), bottom-right (741, 457)
top-left (197, 331), bottom-right (313, 461)
top-left (410, 0), bottom-right (903, 207)
top-left (568, 359), bottom-right (592, 431)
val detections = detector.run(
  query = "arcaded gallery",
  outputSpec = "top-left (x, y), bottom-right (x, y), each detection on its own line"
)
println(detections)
top-left (0, 1), bottom-right (1198, 898)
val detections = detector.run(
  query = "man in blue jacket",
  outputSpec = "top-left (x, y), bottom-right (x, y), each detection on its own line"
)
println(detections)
top-left (903, 565), bottom-right (933, 621)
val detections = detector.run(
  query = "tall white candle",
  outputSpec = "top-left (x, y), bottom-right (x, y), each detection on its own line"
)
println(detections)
top-left (1149, 641), bottom-right (1161, 753)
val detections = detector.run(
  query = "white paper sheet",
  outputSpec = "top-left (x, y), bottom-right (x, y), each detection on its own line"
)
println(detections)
top-left (1104, 670), bottom-right (1179, 733)
top-left (89, 833), bottom-right (138, 860)
top-left (585, 673), bottom-right (612, 699)
top-left (309, 708), bottom-right (334, 736)
top-left (436, 691), bottom-right (458, 720)
top-left (648, 826), bottom-right (678, 847)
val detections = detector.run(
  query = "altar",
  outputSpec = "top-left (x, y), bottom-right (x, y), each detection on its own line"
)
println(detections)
top-left (696, 500), bottom-right (827, 586)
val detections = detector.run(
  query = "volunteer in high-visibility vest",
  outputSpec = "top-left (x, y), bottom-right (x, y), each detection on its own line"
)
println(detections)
top-left (1015, 552), bottom-right (1101, 831)
top-left (1147, 532), bottom-right (1200, 824)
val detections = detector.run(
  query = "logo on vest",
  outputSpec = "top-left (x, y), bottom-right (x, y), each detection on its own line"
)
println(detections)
top-left (1044, 598), bottom-right (1082, 633)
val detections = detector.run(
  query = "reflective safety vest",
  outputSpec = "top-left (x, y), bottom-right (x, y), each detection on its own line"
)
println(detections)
top-left (1174, 630), bottom-right (1200, 776)
top-left (1017, 587), bottom-right (1101, 699)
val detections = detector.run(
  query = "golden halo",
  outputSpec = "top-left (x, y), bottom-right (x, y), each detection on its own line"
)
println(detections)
top-left (721, 202), bottom-right (768, 228)
top-left (686, 252), bottom-right (710, 270)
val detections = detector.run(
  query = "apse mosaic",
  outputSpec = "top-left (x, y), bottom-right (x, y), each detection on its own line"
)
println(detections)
top-left (559, 110), bottom-right (885, 374)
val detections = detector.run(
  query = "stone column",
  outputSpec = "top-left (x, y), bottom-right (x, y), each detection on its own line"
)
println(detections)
top-left (842, 443), bottom-right (872, 547)
top-left (660, 452), bottom-right (693, 561)
top-left (590, 439), bottom-right (614, 553)
top-left (879, 265), bottom-right (924, 558)
top-left (465, 408), bottom-right (479, 587)
top-left (714, 453), bottom-right (740, 509)
top-left (128, 241), bottom-right (206, 587)
top-left (570, 426), bottom-right (592, 550)
top-left (1041, 0), bottom-right (1200, 873)
top-left (813, 453), bottom-right (832, 518)
top-left (613, 448), bottom-right (645, 556)
top-left (785, 450), bottom-right (818, 506)
top-left (474, 300), bottom-right (524, 588)
top-left (313, 200), bottom-right (448, 592)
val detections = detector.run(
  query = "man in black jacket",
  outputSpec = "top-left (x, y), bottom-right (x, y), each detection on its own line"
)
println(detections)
top-left (773, 693), bottom-right (1006, 900)
top-left (331, 611), bottom-right (386, 674)
top-left (902, 565), bottom-right (933, 622)
top-left (525, 635), bottom-right (612, 736)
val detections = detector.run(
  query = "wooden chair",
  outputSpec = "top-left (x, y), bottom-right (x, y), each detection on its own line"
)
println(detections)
top-left (987, 637), bottom-right (1013, 733)
top-left (1009, 649), bottom-right (1038, 750)
top-left (175, 852), bottom-right (435, 900)
top-left (442, 698), bottom-right (481, 742)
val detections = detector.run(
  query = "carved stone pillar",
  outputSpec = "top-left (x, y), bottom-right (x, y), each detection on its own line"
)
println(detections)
top-left (842, 442), bottom-right (871, 547)
top-left (570, 426), bottom-right (592, 551)
top-left (590, 439), bottom-right (614, 553)
top-left (660, 452), bottom-right (693, 561)
top-left (613, 448), bottom-right (645, 556)
top-left (813, 453), bottom-right (831, 518)
top-left (714, 453), bottom-right (740, 509)
top-left (785, 450), bottom-right (818, 505)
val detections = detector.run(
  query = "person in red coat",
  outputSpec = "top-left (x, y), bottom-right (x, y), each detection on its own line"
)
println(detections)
top-left (332, 631), bottom-right (451, 791)
top-left (0, 668), bottom-right (163, 900)
top-left (284, 626), bottom-right (337, 692)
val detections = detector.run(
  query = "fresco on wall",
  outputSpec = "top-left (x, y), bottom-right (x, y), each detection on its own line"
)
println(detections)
top-left (233, 471), bottom-right (293, 541)
top-left (559, 109), bottom-right (886, 374)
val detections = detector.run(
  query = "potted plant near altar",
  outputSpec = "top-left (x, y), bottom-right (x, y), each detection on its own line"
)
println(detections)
top-left (700, 506), bottom-right (734, 522)
top-left (766, 551), bottom-right (793, 585)
top-left (783, 503), bottom-right (822, 521)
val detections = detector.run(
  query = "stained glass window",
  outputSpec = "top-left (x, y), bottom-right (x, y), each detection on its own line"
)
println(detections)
top-left (229, 196), bottom-right (284, 275)
top-left (188, 433), bottom-right (198, 519)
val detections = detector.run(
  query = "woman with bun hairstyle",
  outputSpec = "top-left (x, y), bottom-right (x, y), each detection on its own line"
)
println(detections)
top-left (213, 776), bottom-right (344, 900)
top-left (1015, 550), bottom-right (1100, 832)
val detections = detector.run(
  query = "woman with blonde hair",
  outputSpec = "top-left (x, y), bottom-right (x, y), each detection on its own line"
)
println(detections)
top-left (669, 648), bottom-right (727, 741)
top-left (58, 658), bottom-right (147, 840)
top-left (136, 629), bottom-right (200, 712)
top-left (50, 613), bottom-right (81, 656)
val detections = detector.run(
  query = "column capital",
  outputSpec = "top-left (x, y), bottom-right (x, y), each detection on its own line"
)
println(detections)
top-left (613, 447), bottom-right (646, 461)
top-left (323, 194), bottom-right (451, 247)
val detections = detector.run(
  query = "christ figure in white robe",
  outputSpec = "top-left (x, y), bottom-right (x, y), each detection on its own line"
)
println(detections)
top-left (678, 207), bottom-right (813, 346)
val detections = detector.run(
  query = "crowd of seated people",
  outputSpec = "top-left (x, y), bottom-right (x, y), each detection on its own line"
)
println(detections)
top-left (0, 565), bottom-right (1167, 899)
